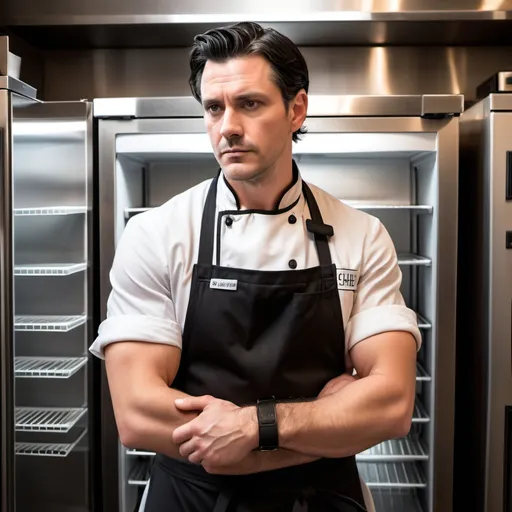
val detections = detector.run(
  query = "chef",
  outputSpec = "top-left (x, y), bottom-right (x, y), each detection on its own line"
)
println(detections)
top-left (90, 21), bottom-right (420, 512)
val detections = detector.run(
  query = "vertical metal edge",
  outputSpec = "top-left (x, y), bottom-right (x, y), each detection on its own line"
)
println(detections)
top-left (0, 90), bottom-right (14, 512)
top-left (82, 100), bottom-right (102, 512)
top-left (98, 119), bottom-right (121, 512)
top-left (432, 117), bottom-right (459, 512)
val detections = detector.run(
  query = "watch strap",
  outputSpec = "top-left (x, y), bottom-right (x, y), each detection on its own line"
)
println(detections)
top-left (256, 399), bottom-right (279, 451)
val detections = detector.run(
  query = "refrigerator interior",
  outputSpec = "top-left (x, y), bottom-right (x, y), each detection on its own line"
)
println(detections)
top-left (108, 127), bottom-right (441, 512)
top-left (11, 97), bottom-right (93, 512)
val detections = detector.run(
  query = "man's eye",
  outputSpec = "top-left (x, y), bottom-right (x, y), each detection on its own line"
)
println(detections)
top-left (208, 105), bottom-right (221, 113)
top-left (244, 100), bottom-right (259, 109)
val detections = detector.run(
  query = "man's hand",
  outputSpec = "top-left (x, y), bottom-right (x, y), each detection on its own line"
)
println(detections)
top-left (173, 395), bottom-right (258, 467)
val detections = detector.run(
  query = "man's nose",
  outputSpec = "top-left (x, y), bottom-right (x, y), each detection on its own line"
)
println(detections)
top-left (220, 107), bottom-right (243, 140)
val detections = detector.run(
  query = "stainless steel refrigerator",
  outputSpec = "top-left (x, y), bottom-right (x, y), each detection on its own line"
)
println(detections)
top-left (94, 94), bottom-right (462, 512)
top-left (455, 74), bottom-right (512, 512)
top-left (0, 37), bottom-right (98, 512)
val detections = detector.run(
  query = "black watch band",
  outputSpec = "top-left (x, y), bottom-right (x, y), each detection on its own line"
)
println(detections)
top-left (256, 399), bottom-right (279, 451)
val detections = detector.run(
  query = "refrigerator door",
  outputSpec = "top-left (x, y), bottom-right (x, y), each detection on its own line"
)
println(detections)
top-left (1, 95), bottom-right (96, 512)
top-left (97, 98), bottom-right (459, 512)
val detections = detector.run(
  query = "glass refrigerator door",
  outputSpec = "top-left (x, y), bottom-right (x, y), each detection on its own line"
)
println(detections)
top-left (10, 95), bottom-right (94, 512)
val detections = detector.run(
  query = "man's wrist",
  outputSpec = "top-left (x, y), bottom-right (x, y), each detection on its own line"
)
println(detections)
top-left (240, 405), bottom-right (259, 450)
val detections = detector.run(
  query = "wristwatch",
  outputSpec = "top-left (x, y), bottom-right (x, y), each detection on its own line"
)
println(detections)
top-left (256, 399), bottom-right (279, 451)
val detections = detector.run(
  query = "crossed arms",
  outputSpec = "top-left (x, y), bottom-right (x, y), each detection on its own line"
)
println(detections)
top-left (104, 330), bottom-right (416, 475)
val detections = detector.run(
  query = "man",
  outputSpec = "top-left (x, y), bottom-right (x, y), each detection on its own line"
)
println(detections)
top-left (90, 21), bottom-right (420, 512)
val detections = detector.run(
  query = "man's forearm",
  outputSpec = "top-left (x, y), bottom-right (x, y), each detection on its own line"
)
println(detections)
top-left (276, 374), bottom-right (413, 458)
top-left (118, 383), bottom-right (196, 460)
top-left (208, 449), bottom-right (319, 475)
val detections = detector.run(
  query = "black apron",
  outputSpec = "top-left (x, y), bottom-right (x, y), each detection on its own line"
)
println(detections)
top-left (144, 173), bottom-right (367, 512)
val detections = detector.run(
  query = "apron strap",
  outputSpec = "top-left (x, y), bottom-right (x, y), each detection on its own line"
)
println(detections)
top-left (197, 173), bottom-right (220, 266)
top-left (301, 182), bottom-right (333, 268)
top-left (197, 171), bottom-right (334, 268)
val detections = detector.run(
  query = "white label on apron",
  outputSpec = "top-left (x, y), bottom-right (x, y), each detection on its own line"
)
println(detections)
top-left (210, 278), bottom-right (238, 291)
top-left (337, 268), bottom-right (358, 291)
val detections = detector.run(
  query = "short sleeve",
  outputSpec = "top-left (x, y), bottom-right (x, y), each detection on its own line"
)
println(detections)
top-left (345, 219), bottom-right (421, 352)
top-left (89, 214), bottom-right (182, 360)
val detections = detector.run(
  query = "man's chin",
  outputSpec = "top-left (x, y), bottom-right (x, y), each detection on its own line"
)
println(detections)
top-left (222, 162), bottom-right (261, 182)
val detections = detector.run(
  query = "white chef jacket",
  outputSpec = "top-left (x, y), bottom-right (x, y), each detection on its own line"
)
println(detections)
top-left (90, 170), bottom-right (421, 369)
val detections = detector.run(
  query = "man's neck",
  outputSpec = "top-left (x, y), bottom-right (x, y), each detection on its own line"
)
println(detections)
top-left (227, 160), bottom-right (295, 211)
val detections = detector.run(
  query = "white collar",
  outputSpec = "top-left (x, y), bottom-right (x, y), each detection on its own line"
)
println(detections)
top-left (217, 161), bottom-right (302, 212)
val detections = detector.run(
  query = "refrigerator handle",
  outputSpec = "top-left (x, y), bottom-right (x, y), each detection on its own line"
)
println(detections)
top-left (0, 99), bottom-right (15, 512)
top-left (506, 151), bottom-right (512, 201)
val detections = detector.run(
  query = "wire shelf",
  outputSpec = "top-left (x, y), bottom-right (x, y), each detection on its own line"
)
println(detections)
top-left (397, 254), bottom-right (431, 266)
top-left (412, 401), bottom-right (430, 423)
top-left (16, 429), bottom-right (87, 457)
top-left (357, 462), bottom-right (427, 488)
top-left (128, 460), bottom-right (151, 486)
top-left (357, 437), bottom-right (428, 463)
top-left (416, 364), bottom-right (431, 382)
top-left (125, 207), bottom-right (151, 219)
top-left (15, 357), bottom-right (88, 379)
top-left (14, 206), bottom-right (87, 216)
top-left (16, 407), bottom-right (87, 432)
top-left (14, 315), bottom-right (87, 332)
top-left (370, 489), bottom-right (423, 511)
top-left (127, 449), bottom-right (156, 457)
top-left (416, 313), bottom-right (432, 330)
top-left (14, 263), bottom-right (87, 276)
top-left (343, 202), bottom-right (433, 214)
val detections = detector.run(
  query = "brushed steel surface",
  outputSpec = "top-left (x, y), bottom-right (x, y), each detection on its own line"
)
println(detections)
top-left (94, 94), bottom-right (463, 119)
top-left (0, 88), bottom-right (15, 512)
top-left (488, 92), bottom-right (512, 111)
top-left (0, 36), bottom-right (8, 76)
top-left (4, 0), bottom-right (512, 23)
top-left (42, 46), bottom-right (512, 105)
top-left (0, 75), bottom-right (37, 99)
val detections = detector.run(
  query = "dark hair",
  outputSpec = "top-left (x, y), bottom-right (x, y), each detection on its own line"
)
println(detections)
top-left (189, 22), bottom-right (309, 142)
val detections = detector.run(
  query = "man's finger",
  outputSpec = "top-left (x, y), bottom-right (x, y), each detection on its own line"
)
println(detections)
top-left (179, 438), bottom-right (197, 458)
top-left (172, 423), bottom-right (194, 445)
top-left (175, 395), bottom-right (215, 411)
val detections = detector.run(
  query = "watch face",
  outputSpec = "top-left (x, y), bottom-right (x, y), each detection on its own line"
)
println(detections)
top-left (261, 411), bottom-right (275, 424)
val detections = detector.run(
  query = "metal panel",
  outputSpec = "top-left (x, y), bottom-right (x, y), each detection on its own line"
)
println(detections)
top-left (485, 109), bottom-right (512, 512)
top-left (0, 76), bottom-right (37, 100)
top-left (94, 95), bottom-right (463, 120)
top-left (488, 93), bottom-right (512, 112)
top-left (0, 88), bottom-right (14, 512)
top-left (4, 0), bottom-right (512, 23)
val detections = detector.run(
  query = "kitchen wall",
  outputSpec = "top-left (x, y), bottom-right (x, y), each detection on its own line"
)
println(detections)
top-left (38, 46), bottom-right (512, 105)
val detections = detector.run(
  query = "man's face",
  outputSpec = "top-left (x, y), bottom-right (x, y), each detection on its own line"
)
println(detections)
top-left (200, 55), bottom-right (301, 182)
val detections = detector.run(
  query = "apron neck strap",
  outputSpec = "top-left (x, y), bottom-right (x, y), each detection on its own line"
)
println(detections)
top-left (197, 174), bottom-right (334, 267)
top-left (301, 182), bottom-right (333, 267)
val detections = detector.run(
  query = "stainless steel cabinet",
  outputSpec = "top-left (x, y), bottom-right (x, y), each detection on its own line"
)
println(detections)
top-left (95, 94), bottom-right (461, 512)
top-left (1, 78), bottom-right (95, 511)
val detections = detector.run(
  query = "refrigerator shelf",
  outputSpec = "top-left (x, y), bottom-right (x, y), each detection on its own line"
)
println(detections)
top-left (15, 407), bottom-right (87, 432)
top-left (128, 460), bottom-right (151, 486)
top-left (14, 314), bottom-right (87, 332)
top-left (357, 462), bottom-right (427, 488)
top-left (127, 449), bottom-right (156, 457)
top-left (15, 429), bottom-right (87, 457)
top-left (416, 363), bottom-right (431, 381)
top-left (357, 436), bottom-right (428, 462)
top-left (125, 207), bottom-right (151, 219)
top-left (370, 489), bottom-right (422, 511)
top-left (412, 401), bottom-right (430, 423)
top-left (14, 206), bottom-right (87, 216)
top-left (15, 357), bottom-right (88, 379)
top-left (124, 204), bottom-right (434, 220)
top-left (416, 313), bottom-right (432, 330)
top-left (397, 254), bottom-right (431, 266)
top-left (342, 202), bottom-right (433, 213)
top-left (14, 263), bottom-right (87, 276)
